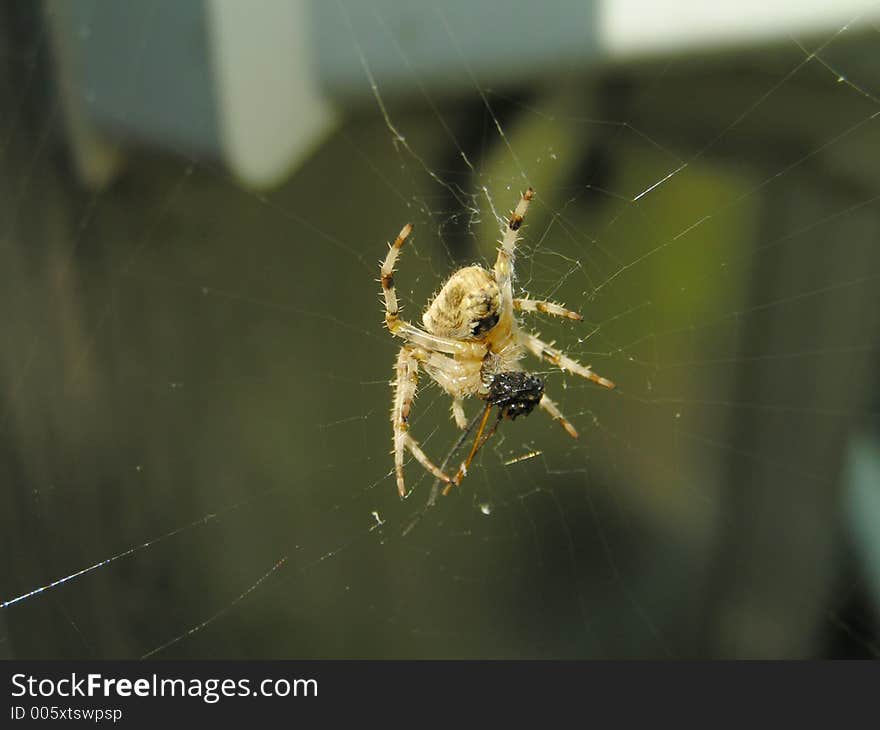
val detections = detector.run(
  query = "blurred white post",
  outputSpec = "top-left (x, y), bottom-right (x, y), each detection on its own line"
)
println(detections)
top-left (206, 0), bottom-right (337, 188)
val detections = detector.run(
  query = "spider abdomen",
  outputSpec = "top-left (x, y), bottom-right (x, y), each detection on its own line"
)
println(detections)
top-left (422, 265), bottom-right (502, 341)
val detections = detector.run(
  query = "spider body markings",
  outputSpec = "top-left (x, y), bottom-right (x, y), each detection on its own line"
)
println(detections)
top-left (381, 188), bottom-right (614, 498)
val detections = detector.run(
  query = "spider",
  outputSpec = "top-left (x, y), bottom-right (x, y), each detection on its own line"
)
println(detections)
top-left (380, 188), bottom-right (615, 498)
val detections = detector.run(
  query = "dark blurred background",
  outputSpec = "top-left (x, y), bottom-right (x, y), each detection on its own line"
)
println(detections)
top-left (2, 0), bottom-right (879, 659)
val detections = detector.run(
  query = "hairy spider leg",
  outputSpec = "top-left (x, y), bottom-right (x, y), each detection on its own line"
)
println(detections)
top-left (520, 331), bottom-right (615, 390)
top-left (493, 188), bottom-right (533, 309)
top-left (380, 223), bottom-right (486, 359)
top-left (537, 391), bottom-right (579, 439)
top-left (451, 398), bottom-right (467, 429)
top-left (513, 297), bottom-right (582, 321)
top-left (517, 331), bottom-right (614, 438)
top-left (391, 346), bottom-right (453, 497)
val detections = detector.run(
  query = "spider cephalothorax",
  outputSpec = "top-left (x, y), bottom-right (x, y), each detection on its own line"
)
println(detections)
top-left (380, 187), bottom-right (615, 498)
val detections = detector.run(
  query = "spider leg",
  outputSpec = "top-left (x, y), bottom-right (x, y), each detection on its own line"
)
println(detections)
top-left (391, 345), bottom-right (453, 498)
top-left (493, 188), bottom-right (533, 297)
top-left (513, 298), bottom-right (582, 321)
top-left (380, 223), bottom-right (486, 359)
top-left (445, 402), bottom-right (497, 494)
top-left (521, 331), bottom-right (616, 390)
top-left (451, 398), bottom-right (468, 430)
top-left (405, 434), bottom-right (454, 485)
top-left (538, 391), bottom-right (579, 439)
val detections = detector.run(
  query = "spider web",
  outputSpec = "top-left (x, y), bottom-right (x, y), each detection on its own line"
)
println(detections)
top-left (2, 0), bottom-right (880, 659)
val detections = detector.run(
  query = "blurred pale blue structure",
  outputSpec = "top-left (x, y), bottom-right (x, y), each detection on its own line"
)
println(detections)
top-left (50, 0), bottom-right (880, 187)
